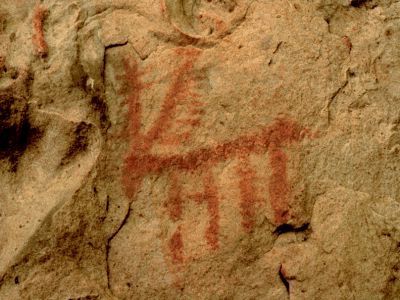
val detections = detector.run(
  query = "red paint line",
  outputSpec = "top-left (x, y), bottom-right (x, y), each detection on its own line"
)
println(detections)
top-left (203, 171), bottom-right (220, 250)
top-left (166, 171), bottom-right (183, 222)
top-left (32, 4), bottom-right (48, 57)
top-left (142, 48), bottom-right (201, 147)
top-left (268, 145), bottom-right (290, 224)
top-left (169, 226), bottom-right (184, 264)
top-left (124, 118), bottom-right (304, 176)
top-left (237, 157), bottom-right (258, 232)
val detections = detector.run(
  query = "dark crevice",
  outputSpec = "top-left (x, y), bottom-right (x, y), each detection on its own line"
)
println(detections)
top-left (350, 0), bottom-right (369, 7)
top-left (60, 122), bottom-right (91, 166)
top-left (279, 265), bottom-right (290, 294)
top-left (68, 295), bottom-right (99, 300)
top-left (70, 42), bottom-right (88, 91)
top-left (104, 41), bottom-right (128, 51)
top-left (96, 41), bottom-right (128, 134)
top-left (327, 74), bottom-right (349, 124)
top-left (274, 223), bottom-right (310, 235)
top-left (105, 195), bottom-right (110, 214)
top-left (273, 41), bottom-right (283, 54)
top-left (90, 95), bottom-right (110, 131)
top-left (103, 41), bottom-right (128, 84)
top-left (105, 204), bottom-right (132, 291)
top-left (0, 114), bottom-right (42, 172)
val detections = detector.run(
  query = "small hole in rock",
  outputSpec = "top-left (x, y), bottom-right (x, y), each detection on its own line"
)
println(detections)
top-left (350, 0), bottom-right (368, 7)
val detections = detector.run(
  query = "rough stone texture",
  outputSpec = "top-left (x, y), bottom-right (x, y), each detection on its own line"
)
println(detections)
top-left (0, 0), bottom-right (400, 299)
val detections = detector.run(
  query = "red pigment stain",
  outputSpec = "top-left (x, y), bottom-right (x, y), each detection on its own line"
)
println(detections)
top-left (237, 156), bottom-right (258, 233)
top-left (176, 119), bottom-right (201, 126)
top-left (268, 146), bottom-right (290, 224)
top-left (121, 58), bottom-right (149, 198)
top-left (166, 171), bottom-right (182, 222)
top-left (32, 4), bottom-right (48, 57)
top-left (160, 0), bottom-right (167, 15)
top-left (141, 48), bottom-right (201, 148)
top-left (203, 170), bottom-right (220, 250)
top-left (169, 226), bottom-right (184, 264)
top-left (268, 118), bottom-right (304, 225)
top-left (342, 36), bottom-right (352, 52)
top-left (0, 56), bottom-right (5, 71)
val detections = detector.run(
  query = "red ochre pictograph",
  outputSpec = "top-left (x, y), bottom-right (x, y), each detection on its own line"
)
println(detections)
top-left (32, 3), bottom-right (48, 57)
top-left (121, 47), bottom-right (312, 265)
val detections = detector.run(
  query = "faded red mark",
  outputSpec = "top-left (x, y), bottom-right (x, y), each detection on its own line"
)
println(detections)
top-left (269, 146), bottom-right (290, 224)
top-left (203, 170), bottom-right (220, 250)
top-left (166, 171), bottom-right (183, 222)
top-left (167, 170), bottom-right (220, 253)
top-left (197, 12), bottom-right (227, 36)
top-left (169, 226), bottom-right (184, 264)
top-left (160, 0), bottom-right (167, 15)
top-left (0, 56), bottom-right (5, 71)
top-left (237, 157), bottom-right (258, 232)
top-left (342, 36), bottom-right (352, 52)
top-left (268, 118), bottom-right (305, 224)
top-left (32, 4), bottom-right (48, 57)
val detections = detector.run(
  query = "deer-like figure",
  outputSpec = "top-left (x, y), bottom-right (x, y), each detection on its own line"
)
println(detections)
top-left (121, 47), bottom-right (311, 264)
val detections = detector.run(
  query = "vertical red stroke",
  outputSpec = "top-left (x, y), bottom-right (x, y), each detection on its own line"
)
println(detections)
top-left (123, 58), bottom-right (145, 143)
top-left (237, 157), bottom-right (258, 233)
top-left (203, 171), bottom-right (220, 250)
top-left (268, 146), bottom-right (290, 224)
top-left (267, 118), bottom-right (303, 225)
top-left (32, 3), bottom-right (48, 57)
top-left (122, 58), bottom-right (148, 198)
top-left (166, 171), bottom-right (183, 222)
top-left (169, 226), bottom-right (184, 264)
top-left (0, 56), bottom-right (5, 70)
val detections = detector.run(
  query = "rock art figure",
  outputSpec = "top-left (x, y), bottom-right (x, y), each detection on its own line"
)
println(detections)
top-left (1, 0), bottom-right (400, 299)
top-left (120, 47), bottom-right (313, 268)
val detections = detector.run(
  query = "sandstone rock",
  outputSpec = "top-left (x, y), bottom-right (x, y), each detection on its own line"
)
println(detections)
top-left (0, 0), bottom-right (399, 299)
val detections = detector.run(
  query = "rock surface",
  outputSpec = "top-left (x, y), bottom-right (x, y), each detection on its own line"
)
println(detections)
top-left (0, 0), bottom-right (400, 299)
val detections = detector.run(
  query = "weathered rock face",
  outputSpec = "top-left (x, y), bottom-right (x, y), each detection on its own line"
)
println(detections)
top-left (0, 0), bottom-right (399, 299)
